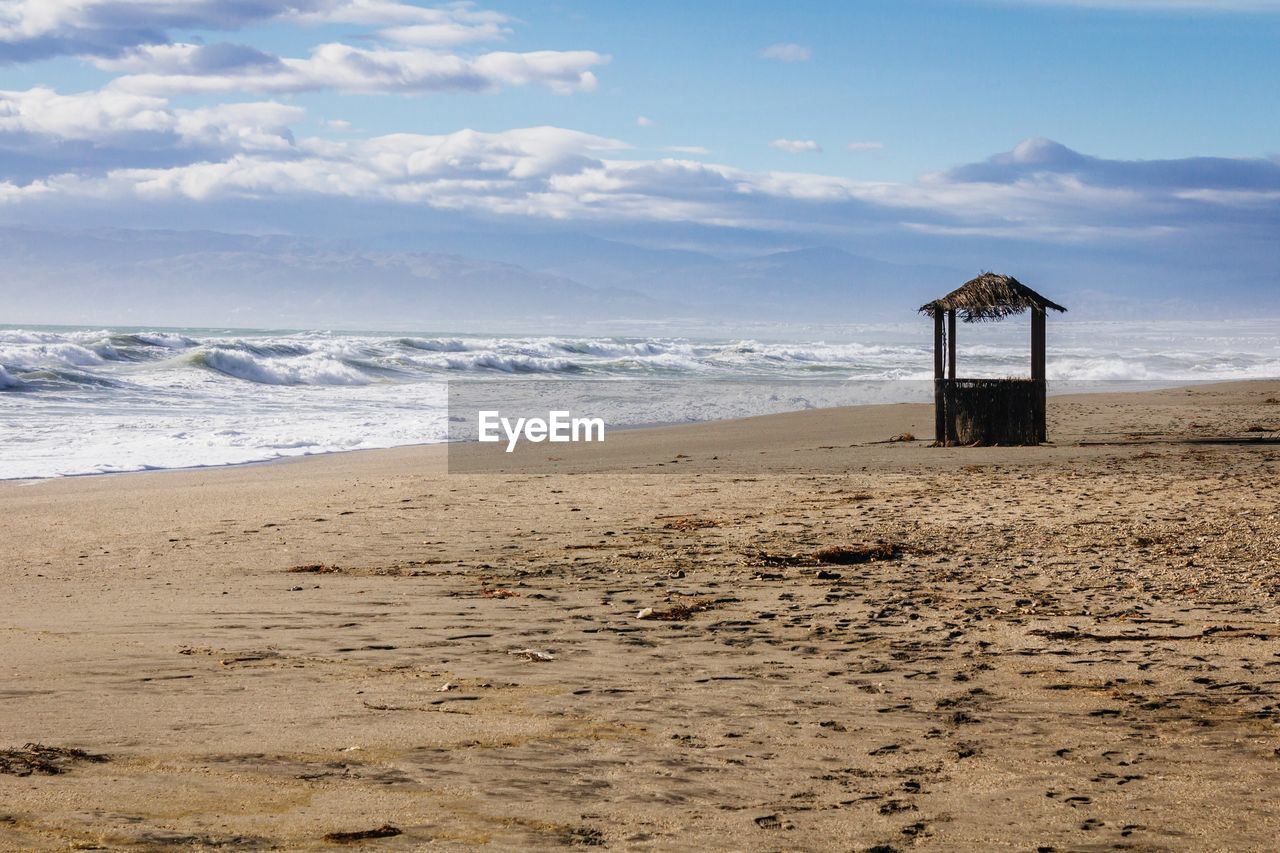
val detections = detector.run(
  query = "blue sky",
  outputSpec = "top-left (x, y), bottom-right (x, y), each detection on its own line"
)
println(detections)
top-left (8, 0), bottom-right (1279, 178)
top-left (486, 0), bottom-right (1280, 178)
top-left (0, 0), bottom-right (1278, 315)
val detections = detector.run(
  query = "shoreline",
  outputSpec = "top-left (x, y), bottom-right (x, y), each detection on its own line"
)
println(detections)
top-left (4, 377), bottom-right (1262, 485)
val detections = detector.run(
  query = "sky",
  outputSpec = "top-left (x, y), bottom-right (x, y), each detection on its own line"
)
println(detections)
top-left (1, 0), bottom-right (1278, 321)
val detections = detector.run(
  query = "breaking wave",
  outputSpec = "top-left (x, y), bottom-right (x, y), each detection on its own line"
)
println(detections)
top-left (4, 325), bottom-right (1279, 391)
top-left (0, 364), bottom-right (23, 390)
top-left (192, 349), bottom-right (373, 386)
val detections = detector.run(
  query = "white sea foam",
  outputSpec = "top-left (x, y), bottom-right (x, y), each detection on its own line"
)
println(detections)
top-left (0, 365), bottom-right (23, 389)
top-left (195, 348), bottom-right (373, 386)
top-left (0, 341), bottom-right (106, 370)
top-left (398, 337), bottom-right (472, 352)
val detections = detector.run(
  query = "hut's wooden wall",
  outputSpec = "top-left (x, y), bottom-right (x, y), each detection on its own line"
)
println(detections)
top-left (941, 378), bottom-right (1044, 445)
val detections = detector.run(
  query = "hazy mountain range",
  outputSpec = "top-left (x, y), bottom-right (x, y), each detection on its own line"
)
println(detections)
top-left (2, 225), bottom-right (1274, 331)
top-left (1, 226), bottom-right (967, 331)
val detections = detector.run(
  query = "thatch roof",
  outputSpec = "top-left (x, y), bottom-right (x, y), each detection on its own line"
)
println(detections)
top-left (920, 273), bottom-right (1067, 322)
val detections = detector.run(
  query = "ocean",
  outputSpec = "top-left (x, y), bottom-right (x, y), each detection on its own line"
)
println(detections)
top-left (2, 320), bottom-right (1277, 480)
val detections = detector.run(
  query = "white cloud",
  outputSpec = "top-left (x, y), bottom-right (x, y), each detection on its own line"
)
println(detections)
top-left (769, 138), bottom-right (821, 154)
top-left (308, 1), bottom-right (514, 43)
top-left (3, 100), bottom-right (1277, 250)
top-left (101, 42), bottom-right (608, 96)
top-left (636, 115), bottom-right (654, 127)
top-left (0, 86), bottom-right (300, 152)
top-left (291, 1), bottom-right (509, 27)
top-left (760, 42), bottom-right (811, 62)
top-left (473, 50), bottom-right (604, 95)
top-left (0, 0), bottom-right (515, 61)
top-left (0, 86), bottom-right (169, 139)
top-left (378, 20), bottom-right (507, 46)
top-left (1174, 188), bottom-right (1280, 206)
top-left (77, 138), bottom-right (1167, 237)
top-left (846, 141), bottom-right (884, 152)
top-left (83, 126), bottom-right (639, 211)
top-left (174, 101), bottom-right (303, 152)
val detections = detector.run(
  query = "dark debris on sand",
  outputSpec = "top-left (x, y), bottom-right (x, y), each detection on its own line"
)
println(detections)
top-left (748, 542), bottom-right (902, 567)
top-left (322, 824), bottom-right (402, 843)
top-left (646, 596), bottom-right (717, 621)
top-left (660, 515), bottom-right (722, 531)
top-left (560, 825), bottom-right (606, 846)
top-left (134, 830), bottom-right (265, 848)
top-left (0, 743), bottom-right (109, 777)
top-left (814, 543), bottom-right (900, 564)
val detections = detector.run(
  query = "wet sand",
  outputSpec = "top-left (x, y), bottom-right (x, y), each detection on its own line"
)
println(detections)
top-left (3, 380), bottom-right (1280, 850)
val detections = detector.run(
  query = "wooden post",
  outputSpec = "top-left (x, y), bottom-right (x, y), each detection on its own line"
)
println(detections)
top-left (934, 311), bottom-right (945, 444)
top-left (946, 309), bottom-right (957, 380)
top-left (1031, 306), bottom-right (1046, 442)
top-left (945, 309), bottom-right (958, 445)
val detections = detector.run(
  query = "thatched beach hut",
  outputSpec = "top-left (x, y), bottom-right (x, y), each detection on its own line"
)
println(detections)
top-left (921, 273), bottom-right (1066, 445)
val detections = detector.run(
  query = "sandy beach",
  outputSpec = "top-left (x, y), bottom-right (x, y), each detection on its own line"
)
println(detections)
top-left (3, 380), bottom-right (1280, 850)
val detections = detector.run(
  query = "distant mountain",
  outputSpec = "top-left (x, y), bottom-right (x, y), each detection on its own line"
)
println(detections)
top-left (371, 229), bottom-right (721, 288)
top-left (361, 232), bottom-right (965, 320)
top-left (0, 226), bottom-right (969, 329)
top-left (0, 227), bottom-right (667, 330)
top-left (368, 231), bottom-right (963, 319)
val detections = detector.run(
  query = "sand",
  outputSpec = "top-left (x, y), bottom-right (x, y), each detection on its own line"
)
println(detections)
top-left (3, 380), bottom-right (1280, 850)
